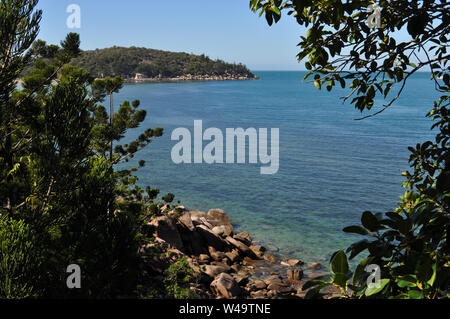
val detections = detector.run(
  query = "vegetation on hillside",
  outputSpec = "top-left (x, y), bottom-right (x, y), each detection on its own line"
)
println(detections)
top-left (252, 0), bottom-right (449, 299)
top-left (70, 46), bottom-right (256, 79)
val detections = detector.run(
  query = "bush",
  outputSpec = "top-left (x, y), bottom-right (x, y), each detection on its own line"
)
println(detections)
top-left (0, 216), bottom-right (40, 298)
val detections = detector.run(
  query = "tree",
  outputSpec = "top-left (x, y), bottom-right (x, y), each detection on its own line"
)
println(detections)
top-left (251, 0), bottom-right (449, 298)
top-left (0, 0), bottom-right (167, 298)
top-left (0, 0), bottom-right (42, 214)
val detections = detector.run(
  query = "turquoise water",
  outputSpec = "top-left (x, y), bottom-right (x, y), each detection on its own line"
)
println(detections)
top-left (116, 71), bottom-right (438, 265)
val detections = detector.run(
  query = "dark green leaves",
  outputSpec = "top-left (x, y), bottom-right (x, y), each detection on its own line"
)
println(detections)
top-left (343, 225), bottom-right (369, 236)
top-left (361, 211), bottom-right (381, 232)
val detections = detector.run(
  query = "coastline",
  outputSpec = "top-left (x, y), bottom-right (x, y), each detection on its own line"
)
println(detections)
top-left (146, 206), bottom-right (332, 299)
top-left (125, 74), bottom-right (260, 83)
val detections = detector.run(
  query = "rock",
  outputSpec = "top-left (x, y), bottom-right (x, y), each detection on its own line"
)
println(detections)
top-left (250, 290), bottom-right (268, 299)
top-left (280, 261), bottom-right (291, 267)
top-left (212, 225), bottom-right (234, 237)
top-left (263, 252), bottom-right (276, 263)
top-left (201, 264), bottom-right (231, 278)
top-left (225, 250), bottom-right (240, 263)
top-left (189, 210), bottom-right (208, 219)
top-left (225, 236), bottom-right (254, 257)
top-left (210, 250), bottom-right (226, 262)
top-left (267, 279), bottom-right (295, 294)
top-left (234, 232), bottom-right (252, 244)
top-left (207, 209), bottom-right (231, 225)
top-left (189, 230), bottom-right (208, 255)
top-left (199, 254), bottom-right (210, 263)
top-left (230, 264), bottom-right (240, 273)
top-left (233, 273), bottom-right (249, 286)
top-left (249, 245), bottom-right (265, 258)
top-left (149, 216), bottom-right (183, 249)
top-left (199, 217), bottom-right (213, 229)
top-left (242, 257), bottom-right (256, 267)
top-left (196, 225), bottom-right (228, 251)
top-left (177, 212), bottom-right (195, 231)
top-left (309, 262), bottom-right (322, 269)
top-left (263, 275), bottom-right (295, 294)
top-left (307, 272), bottom-right (328, 280)
top-left (264, 274), bottom-right (282, 286)
top-left (250, 280), bottom-right (267, 291)
top-left (288, 259), bottom-right (304, 267)
top-left (287, 268), bottom-right (303, 282)
top-left (210, 273), bottom-right (242, 299)
top-left (167, 248), bottom-right (184, 259)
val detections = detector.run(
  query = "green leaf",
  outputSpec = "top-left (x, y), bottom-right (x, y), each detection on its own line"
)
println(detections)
top-left (343, 225), bottom-right (369, 235)
top-left (365, 279), bottom-right (390, 296)
top-left (269, 5), bottom-right (281, 16)
top-left (330, 250), bottom-right (349, 275)
top-left (427, 264), bottom-right (436, 286)
top-left (347, 239), bottom-right (369, 259)
top-left (361, 211), bottom-right (380, 232)
top-left (314, 79), bottom-right (322, 89)
top-left (397, 280), bottom-right (416, 288)
top-left (302, 277), bottom-right (329, 290)
top-left (408, 290), bottom-right (424, 299)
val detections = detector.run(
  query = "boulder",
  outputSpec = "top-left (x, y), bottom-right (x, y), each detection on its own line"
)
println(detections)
top-left (230, 264), bottom-right (240, 273)
top-left (288, 259), bottom-right (304, 267)
top-left (212, 225), bottom-right (234, 238)
top-left (210, 273), bottom-right (242, 299)
top-left (287, 268), bottom-right (303, 282)
top-left (264, 274), bottom-right (282, 286)
top-left (196, 225), bottom-right (228, 251)
top-left (252, 280), bottom-right (267, 290)
top-left (233, 273), bottom-right (249, 286)
top-left (225, 236), bottom-right (255, 257)
top-left (266, 277), bottom-right (295, 294)
top-left (177, 212), bottom-right (195, 231)
top-left (199, 254), bottom-right (210, 263)
top-left (202, 264), bottom-right (231, 278)
top-left (207, 209), bottom-right (231, 226)
top-left (225, 250), bottom-right (240, 263)
top-left (199, 217), bottom-right (213, 229)
top-left (309, 262), bottom-right (322, 269)
top-left (189, 229), bottom-right (208, 255)
top-left (250, 289), bottom-right (268, 299)
top-left (149, 216), bottom-right (183, 249)
top-left (263, 252), bottom-right (276, 263)
top-left (234, 232), bottom-right (252, 244)
top-left (210, 250), bottom-right (226, 262)
top-left (189, 210), bottom-right (208, 219)
top-left (249, 245), bottom-right (265, 258)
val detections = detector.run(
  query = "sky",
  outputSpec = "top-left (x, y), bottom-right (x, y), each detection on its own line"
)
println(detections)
top-left (36, 0), bottom-right (306, 71)
top-left (36, 0), bottom-right (418, 71)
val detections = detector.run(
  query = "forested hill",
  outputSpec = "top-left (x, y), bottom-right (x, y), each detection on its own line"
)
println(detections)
top-left (71, 46), bottom-right (257, 80)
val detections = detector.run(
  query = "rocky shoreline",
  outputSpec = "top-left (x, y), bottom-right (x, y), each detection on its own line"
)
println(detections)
top-left (143, 206), bottom-right (333, 299)
top-left (125, 74), bottom-right (260, 83)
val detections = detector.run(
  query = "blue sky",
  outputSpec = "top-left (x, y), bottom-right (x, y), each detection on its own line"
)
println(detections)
top-left (36, 0), bottom-right (306, 70)
top-left (36, 0), bottom-right (417, 71)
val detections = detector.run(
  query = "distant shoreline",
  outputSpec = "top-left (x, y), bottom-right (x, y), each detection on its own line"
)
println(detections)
top-left (124, 74), bottom-right (260, 83)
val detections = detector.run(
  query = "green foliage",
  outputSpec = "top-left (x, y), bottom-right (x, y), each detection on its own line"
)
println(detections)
top-left (70, 46), bottom-right (256, 79)
top-left (252, 0), bottom-right (450, 299)
top-left (0, 216), bottom-right (40, 298)
top-left (164, 256), bottom-right (196, 299)
top-left (0, 0), bottom-right (174, 298)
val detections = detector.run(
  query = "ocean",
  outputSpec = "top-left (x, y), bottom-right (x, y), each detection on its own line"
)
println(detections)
top-left (116, 71), bottom-right (438, 265)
